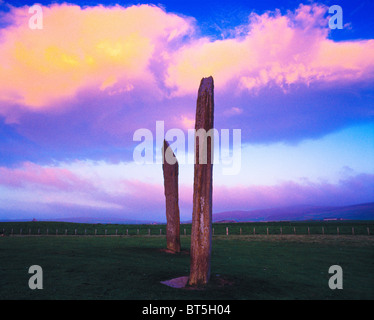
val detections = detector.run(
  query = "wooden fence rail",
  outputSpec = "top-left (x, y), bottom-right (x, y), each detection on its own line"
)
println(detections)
top-left (0, 226), bottom-right (372, 236)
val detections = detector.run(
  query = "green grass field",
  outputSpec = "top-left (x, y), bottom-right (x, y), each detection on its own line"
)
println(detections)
top-left (0, 221), bottom-right (373, 300)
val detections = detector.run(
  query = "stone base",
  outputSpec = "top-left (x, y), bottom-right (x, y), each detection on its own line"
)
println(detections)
top-left (160, 276), bottom-right (189, 288)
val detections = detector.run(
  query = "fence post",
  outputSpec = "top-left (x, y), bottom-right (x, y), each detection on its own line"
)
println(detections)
top-left (337, 227), bottom-right (339, 235)
top-left (307, 227), bottom-right (310, 235)
top-left (137, 229), bottom-right (139, 235)
top-left (37, 229), bottom-right (40, 235)
top-left (240, 228), bottom-right (242, 235)
top-left (352, 227), bottom-right (355, 235)
top-left (267, 227), bottom-right (269, 235)
top-left (160, 229), bottom-right (162, 235)
top-left (184, 228), bottom-right (186, 236)
top-left (226, 227), bottom-right (229, 236)
top-left (126, 229), bottom-right (128, 236)
top-left (253, 227), bottom-right (256, 235)
top-left (294, 227), bottom-right (296, 235)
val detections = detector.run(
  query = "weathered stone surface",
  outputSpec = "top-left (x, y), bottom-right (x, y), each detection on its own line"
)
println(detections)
top-left (160, 276), bottom-right (189, 288)
top-left (189, 76), bottom-right (214, 286)
top-left (162, 140), bottom-right (181, 253)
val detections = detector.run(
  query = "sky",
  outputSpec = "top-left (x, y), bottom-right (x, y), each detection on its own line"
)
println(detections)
top-left (0, 0), bottom-right (373, 222)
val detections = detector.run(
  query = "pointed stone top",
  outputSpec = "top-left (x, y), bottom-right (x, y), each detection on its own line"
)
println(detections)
top-left (163, 139), bottom-right (178, 166)
top-left (163, 139), bottom-right (170, 150)
top-left (198, 76), bottom-right (214, 95)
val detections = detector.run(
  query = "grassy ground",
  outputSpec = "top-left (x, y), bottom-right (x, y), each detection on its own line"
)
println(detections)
top-left (0, 224), bottom-right (373, 300)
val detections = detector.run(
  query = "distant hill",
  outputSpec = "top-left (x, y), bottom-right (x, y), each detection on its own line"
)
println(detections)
top-left (0, 217), bottom-right (161, 225)
top-left (1, 203), bottom-right (373, 224)
top-left (215, 220), bottom-right (238, 224)
top-left (213, 202), bottom-right (374, 222)
top-left (48, 217), bottom-right (160, 225)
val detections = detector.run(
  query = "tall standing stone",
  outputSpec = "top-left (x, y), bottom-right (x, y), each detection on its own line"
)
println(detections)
top-left (162, 140), bottom-right (181, 253)
top-left (189, 76), bottom-right (214, 286)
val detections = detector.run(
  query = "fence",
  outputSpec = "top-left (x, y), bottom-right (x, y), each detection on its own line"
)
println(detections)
top-left (0, 225), bottom-right (372, 236)
top-left (212, 225), bottom-right (372, 236)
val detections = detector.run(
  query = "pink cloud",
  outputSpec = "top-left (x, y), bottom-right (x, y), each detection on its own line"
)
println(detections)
top-left (0, 161), bottom-right (373, 220)
top-left (0, 162), bottom-right (169, 215)
top-left (0, 2), bottom-right (373, 117)
top-left (166, 4), bottom-right (374, 95)
top-left (212, 174), bottom-right (374, 212)
top-left (0, 161), bottom-right (91, 191)
top-left (0, 3), bottom-right (194, 109)
top-left (0, 162), bottom-right (129, 211)
top-left (105, 173), bottom-right (374, 217)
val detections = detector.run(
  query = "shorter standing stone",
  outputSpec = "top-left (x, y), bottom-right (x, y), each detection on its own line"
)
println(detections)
top-left (162, 140), bottom-right (181, 253)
